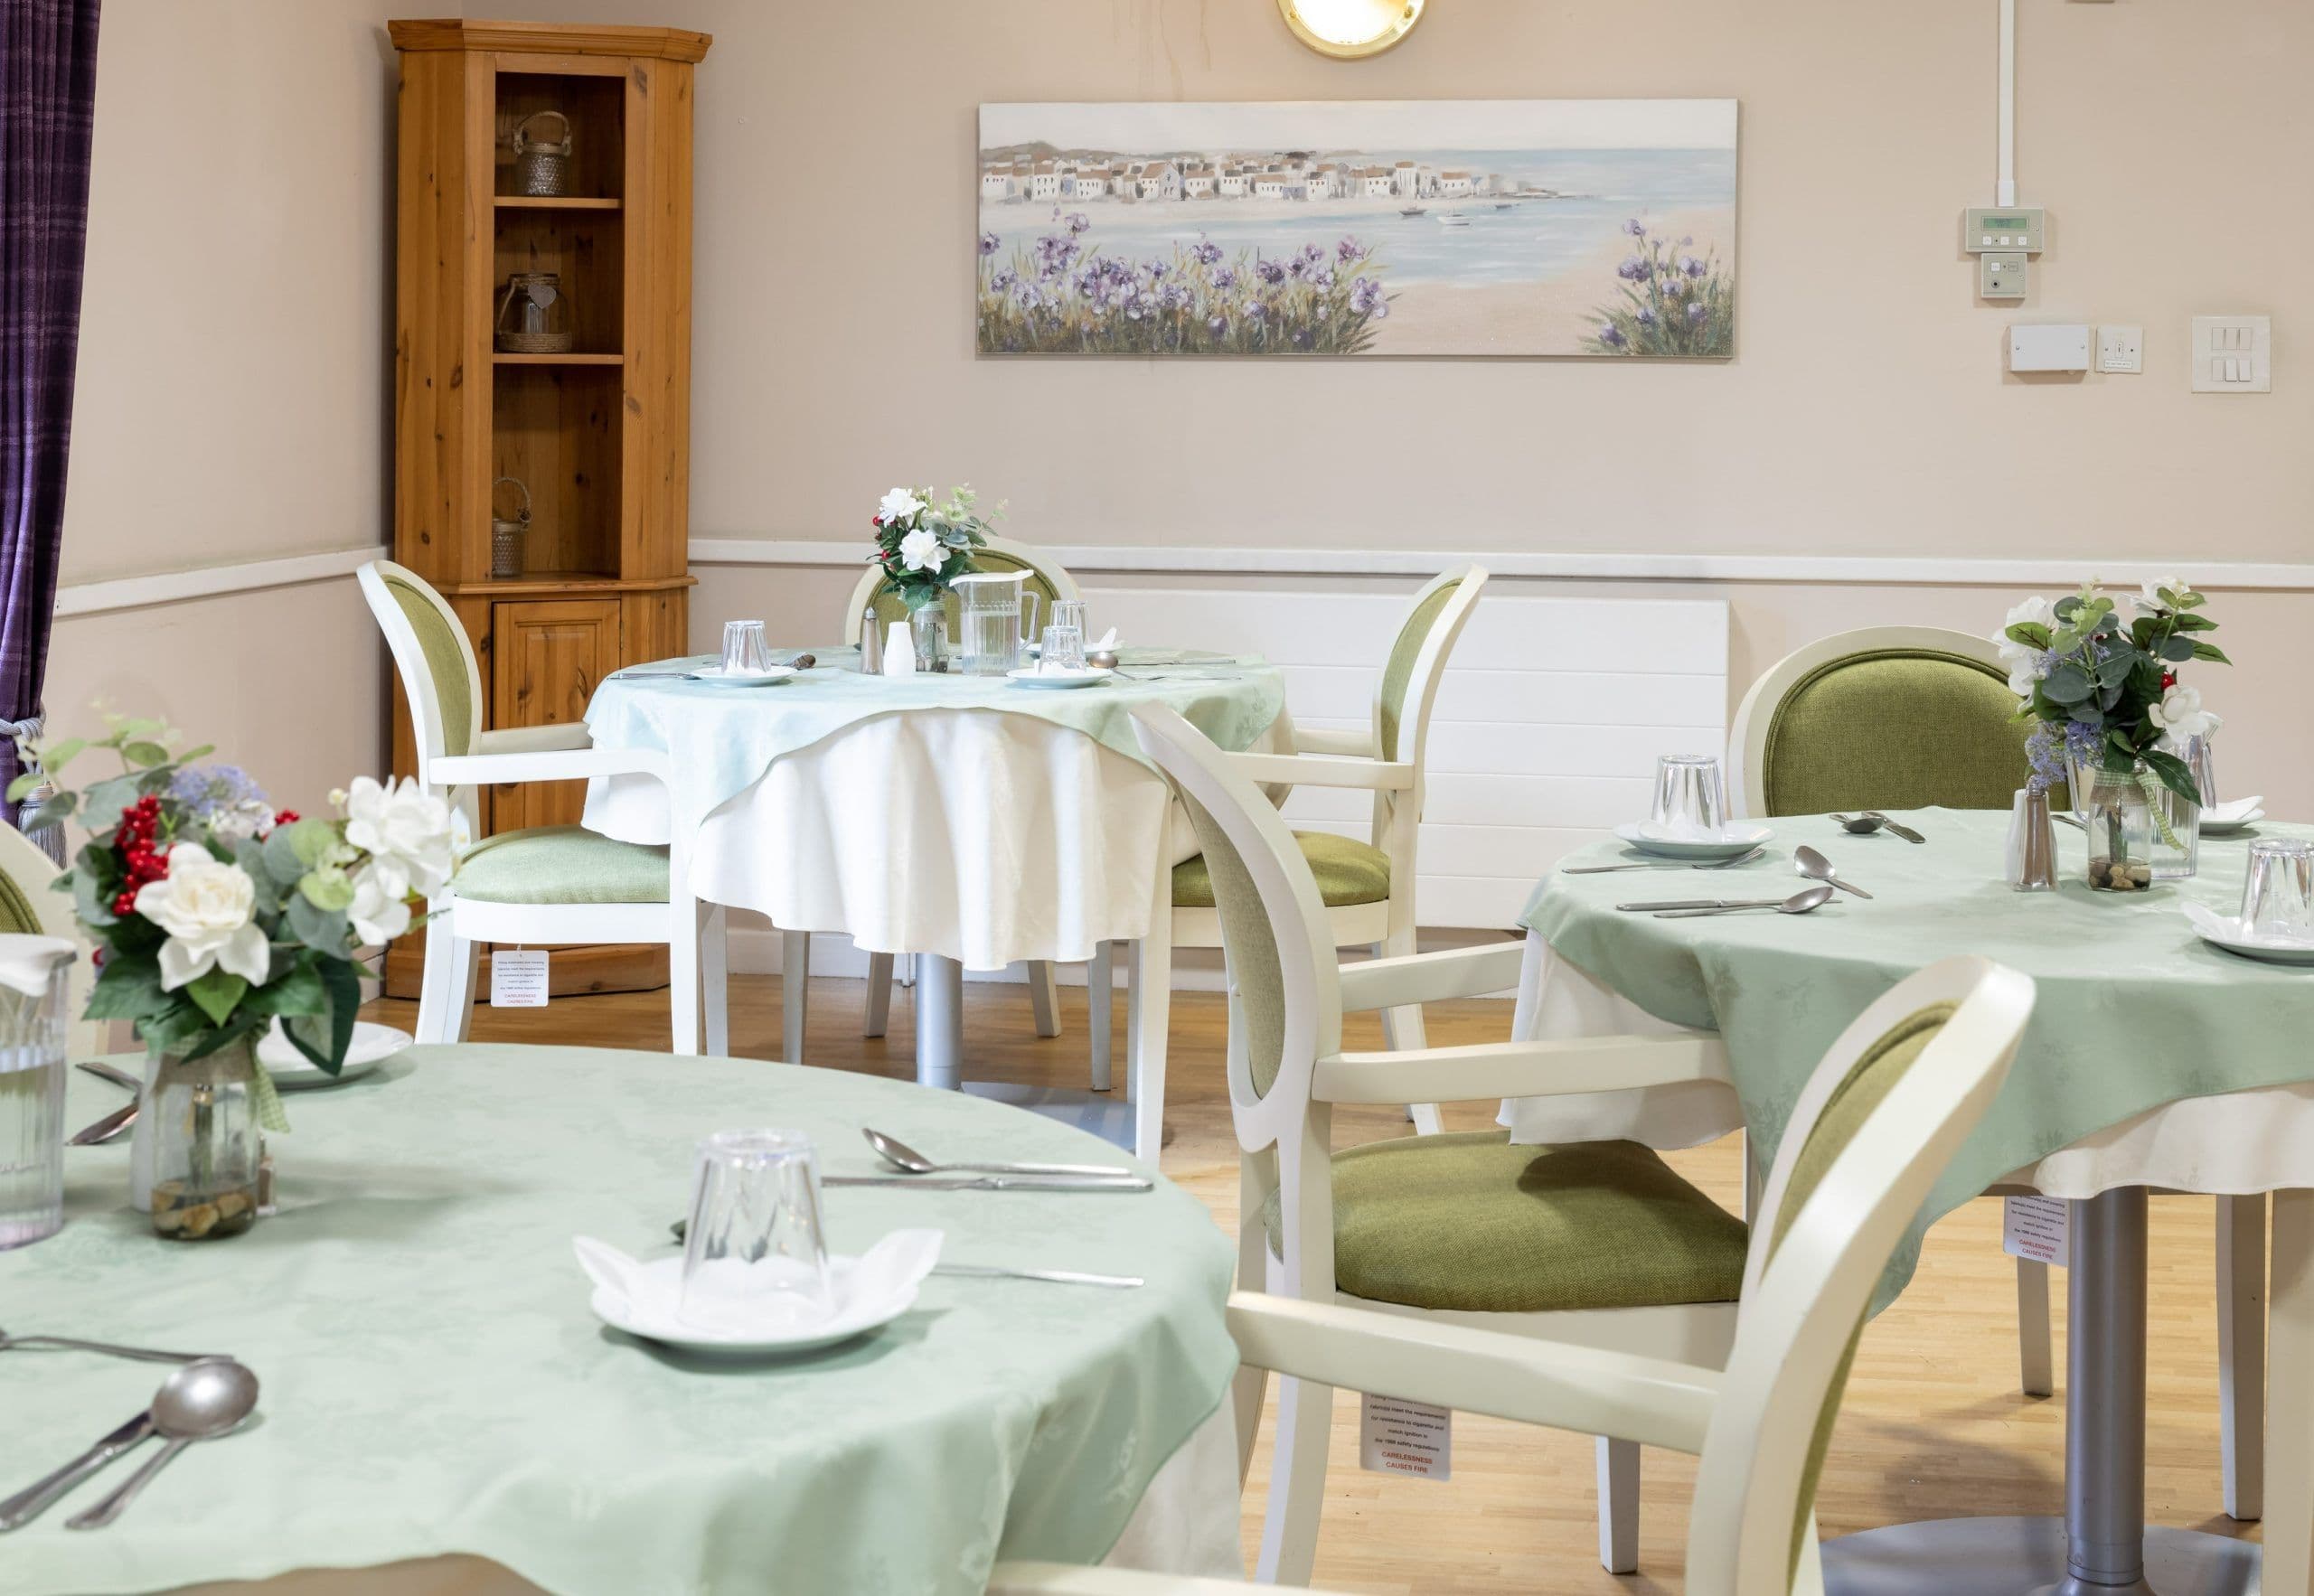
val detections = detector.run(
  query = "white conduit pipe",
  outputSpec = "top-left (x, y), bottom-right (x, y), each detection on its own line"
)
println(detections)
top-left (1998, 0), bottom-right (2018, 205)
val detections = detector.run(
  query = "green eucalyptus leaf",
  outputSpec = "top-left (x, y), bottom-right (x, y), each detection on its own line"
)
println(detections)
top-left (297, 867), bottom-right (355, 913)
top-left (2170, 612), bottom-right (2217, 633)
top-left (245, 955), bottom-right (326, 1017)
top-left (82, 773), bottom-right (145, 835)
top-left (286, 893), bottom-right (353, 956)
top-left (2094, 649), bottom-right (2136, 687)
top-left (2053, 596), bottom-right (2083, 620)
top-left (2159, 634), bottom-right (2196, 662)
top-left (2190, 641), bottom-right (2232, 664)
top-left (286, 817), bottom-right (339, 868)
top-left (121, 741), bottom-right (169, 769)
top-left (184, 967), bottom-right (249, 1026)
top-left (5, 772), bottom-right (42, 803)
top-left (72, 870), bottom-right (120, 926)
top-left (2042, 662), bottom-right (2093, 705)
top-left (85, 956), bottom-right (168, 1019)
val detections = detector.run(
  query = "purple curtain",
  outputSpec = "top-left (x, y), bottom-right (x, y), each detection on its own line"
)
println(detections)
top-left (0, 0), bottom-right (100, 834)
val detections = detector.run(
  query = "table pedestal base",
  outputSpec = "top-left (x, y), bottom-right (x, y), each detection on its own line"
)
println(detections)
top-left (960, 1083), bottom-right (1136, 1152)
top-left (1820, 1517), bottom-right (2260, 1596)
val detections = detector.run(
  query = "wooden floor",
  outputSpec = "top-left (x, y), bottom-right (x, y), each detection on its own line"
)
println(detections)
top-left (364, 973), bottom-right (2261, 1593)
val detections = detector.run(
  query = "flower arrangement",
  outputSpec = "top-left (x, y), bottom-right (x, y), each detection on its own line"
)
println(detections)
top-left (976, 214), bottom-right (1392, 356)
top-left (1585, 219), bottom-right (1736, 358)
top-left (8, 715), bottom-right (453, 1075)
top-left (1995, 576), bottom-right (2229, 806)
top-left (869, 484), bottom-right (1000, 612)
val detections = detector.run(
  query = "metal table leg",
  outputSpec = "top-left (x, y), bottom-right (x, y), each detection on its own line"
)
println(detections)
top-left (914, 953), bottom-right (963, 1091)
top-left (1820, 1188), bottom-right (2263, 1596)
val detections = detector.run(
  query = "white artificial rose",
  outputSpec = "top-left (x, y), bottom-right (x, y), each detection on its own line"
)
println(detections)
top-left (2148, 683), bottom-right (2217, 739)
top-left (135, 845), bottom-right (269, 992)
top-left (341, 776), bottom-right (454, 897)
top-left (346, 857), bottom-right (414, 946)
top-left (877, 487), bottom-right (926, 524)
top-left (2135, 573), bottom-right (2188, 613)
top-left (898, 527), bottom-right (945, 573)
top-left (2007, 660), bottom-right (2043, 699)
top-left (2003, 596), bottom-right (2055, 632)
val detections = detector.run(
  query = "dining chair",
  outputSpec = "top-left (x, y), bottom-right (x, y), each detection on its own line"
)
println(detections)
top-left (360, 560), bottom-right (727, 1056)
top-left (779, 535), bottom-right (1085, 1066)
top-left (1055, 702), bottom-right (2034, 1591)
top-left (1112, 567), bottom-right (1488, 1164)
top-left (1727, 624), bottom-right (2267, 1522)
top-left (0, 818), bottom-right (103, 1056)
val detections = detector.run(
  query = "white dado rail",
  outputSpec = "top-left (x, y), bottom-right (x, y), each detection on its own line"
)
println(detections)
top-left (1078, 584), bottom-right (1728, 929)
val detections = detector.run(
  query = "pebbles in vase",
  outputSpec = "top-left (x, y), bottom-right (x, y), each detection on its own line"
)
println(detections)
top-left (150, 1179), bottom-right (259, 1241)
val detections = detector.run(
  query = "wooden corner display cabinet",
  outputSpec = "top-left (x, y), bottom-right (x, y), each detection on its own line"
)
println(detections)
top-left (387, 19), bottom-right (710, 997)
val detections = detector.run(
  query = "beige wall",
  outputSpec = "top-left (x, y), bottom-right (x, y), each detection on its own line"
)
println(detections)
top-left (494, 0), bottom-right (2311, 561)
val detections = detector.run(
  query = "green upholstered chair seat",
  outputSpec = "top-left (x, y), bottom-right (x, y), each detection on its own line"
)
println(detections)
top-left (1262, 1130), bottom-right (1748, 1314)
top-left (453, 827), bottom-right (669, 906)
top-left (1761, 648), bottom-right (2032, 816)
top-left (1175, 831), bottom-right (1390, 910)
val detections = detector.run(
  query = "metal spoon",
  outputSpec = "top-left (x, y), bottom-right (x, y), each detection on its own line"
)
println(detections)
top-left (1565, 847), bottom-right (1766, 875)
top-left (863, 1127), bottom-right (1133, 1181)
top-left (1655, 884), bottom-right (1836, 919)
top-left (0, 1328), bottom-right (218, 1366)
top-left (75, 1061), bottom-right (141, 1093)
top-left (65, 1358), bottom-right (259, 1530)
top-left (1829, 813), bottom-right (1886, 835)
top-left (1794, 845), bottom-right (1873, 899)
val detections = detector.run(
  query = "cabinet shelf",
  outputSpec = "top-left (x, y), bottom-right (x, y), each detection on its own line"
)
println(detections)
top-left (492, 352), bottom-right (623, 365)
top-left (494, 195), bottom-right (622, 211)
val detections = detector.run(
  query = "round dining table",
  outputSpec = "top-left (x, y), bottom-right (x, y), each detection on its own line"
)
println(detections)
top-left (0, 1046), bottom-right (1245, 1596)
top-left (1506, 809), bottom-right (2313, 1596)
top-left (579, 648), bottom-right (1285, 1109)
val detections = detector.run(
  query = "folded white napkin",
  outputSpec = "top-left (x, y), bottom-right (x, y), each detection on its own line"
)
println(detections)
top-left (2204, 796), bottom-right (2265, 825)
top-left (575, 1228), bottom-right (943, 1345)
top-left (0, 934), bottom-right (76, 999)
top-left (2186, 900), bottom-right (2314, 952)
top-left (1090, 626), bottom-right (1118, 652)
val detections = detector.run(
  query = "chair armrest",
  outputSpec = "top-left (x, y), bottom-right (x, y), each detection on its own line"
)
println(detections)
top-left (1224, 1291), bottom-right (1720, 1455)
top-left (468, 723), bottom-right (594, 756)
top-left (431, 744), bottom-right (668, 786)
top-left (1339, 942), bottom-right (1525, 1011)
top-left (1292, 724), bottom-right (1378, 759)
top-left (1312, 1033), bottom-right (1730, 1105)
top-left (1222, 751), bottom-right (1416, 791)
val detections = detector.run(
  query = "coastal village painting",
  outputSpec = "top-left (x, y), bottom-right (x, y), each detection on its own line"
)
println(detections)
top-left (976, 99), bottom-right (1738, 359)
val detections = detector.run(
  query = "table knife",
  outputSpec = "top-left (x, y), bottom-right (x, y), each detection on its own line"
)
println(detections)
top-left (821, 1174), bottom-right (1152, 1193)
top-left (1615, 898), bottom-right (1750, 913)
top-left (67, 1102), bottom-right (137, 1147)
top-left (934, 1263), bottom-right (1143, 1289)
top-left (1862, 812), bottom-right (1927, 844)
top-left (0, 1410), bottom-right (154, 1532)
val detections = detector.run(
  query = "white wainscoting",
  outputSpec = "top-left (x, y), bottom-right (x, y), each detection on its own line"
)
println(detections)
top-left (1077, 583), bottom-right (1729, 929)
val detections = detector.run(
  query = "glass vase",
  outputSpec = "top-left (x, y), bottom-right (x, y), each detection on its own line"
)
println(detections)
top-left (909, 605), bottom-right (948, 673)
top-left (140, 1037), bottom-right (264, 1241)
top-left (2080, 765), bottom-right (2192, 891)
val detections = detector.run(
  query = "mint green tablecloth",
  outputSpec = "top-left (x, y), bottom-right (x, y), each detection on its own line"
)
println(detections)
top-left (1521, 809), bottom-right (2314, 1301)
top-left (584, 652), bottom-right (1285, 840)
top-left (0, 1047), bottom-right (1238, 1596)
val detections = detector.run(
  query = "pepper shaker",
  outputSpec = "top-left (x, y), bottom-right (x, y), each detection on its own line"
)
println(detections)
top-left (858, 608), bottom-right (883, 674)
top-left (2006, 787), bottom-right (2057, 892)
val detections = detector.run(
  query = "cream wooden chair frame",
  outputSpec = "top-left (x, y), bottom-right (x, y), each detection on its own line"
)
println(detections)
top-left (1728, 622), bottom-right (2266, 1521)
top-left (771, 536), bottom-right (1088, 1066)
top-left (0, 821), bottom-right (106, 1056)
top-left (1112, 567), bottom-right (1488, 1165)
top-left (1026, 695), bottom-right (2034, 1591)
top-left (361, 561), bottom-right (726, 1056)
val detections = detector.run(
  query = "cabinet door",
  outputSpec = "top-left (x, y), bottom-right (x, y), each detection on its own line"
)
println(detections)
top-left (490, 598), bottom-right (622, 831)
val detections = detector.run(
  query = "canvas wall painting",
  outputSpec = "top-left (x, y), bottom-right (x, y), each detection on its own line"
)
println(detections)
top-left (976, 99), bottom-right (1737, 359)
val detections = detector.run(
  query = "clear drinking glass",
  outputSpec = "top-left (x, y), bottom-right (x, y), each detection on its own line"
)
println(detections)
top-left (1049, 598), bottom-right (1089, 643)
top-left (1650, 754), bottom-right (1726, 838)
top-left (0, 953), bottom-right (70, 1251)
top-left (2241, 839), bottom-right (2314, 939)
top-left (720, 619), bottom-right (772, 676)
top-left (1040, 624), bottom-right (1085, 673)
top-left (680, 1129), bottom-right (833, 1331)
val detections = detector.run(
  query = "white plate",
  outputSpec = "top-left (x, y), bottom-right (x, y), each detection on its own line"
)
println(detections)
top-left (258, 1020), bottom-right (410, 1089)
top-left (1006, 666), bottom-right (1113, 690)
top-left (684, 665), bottom-right (797, 688)
top-left (589, 1253), bottom-right (919, 1356)
top-left (2185, 903), bottom-right (2314, 966)
top-left (1612, 821), bottom-right (1775, 861)
top-left (2199, 797), bottom-right (2267, 836)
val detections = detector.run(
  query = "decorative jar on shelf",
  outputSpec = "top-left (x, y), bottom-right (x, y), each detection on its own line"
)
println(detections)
top-left (494, 272), bottom-right (571, 354)
top-left (490, 475), bottom-right (531, 578)
top-left (133, 1038), bottom-right (265, 1242)
top-left (2079, 764), bottom-right (2195, 892)
top-left (508, 110), bottom-right (573, 197)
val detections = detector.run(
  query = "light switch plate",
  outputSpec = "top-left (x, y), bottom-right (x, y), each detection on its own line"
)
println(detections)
top-left (2097, 324), bottom-right (2143, 374)
top-left (1980, 252), bottom-right (2027, 300)
top-left (2191, 315), bottom-right (2271, 393)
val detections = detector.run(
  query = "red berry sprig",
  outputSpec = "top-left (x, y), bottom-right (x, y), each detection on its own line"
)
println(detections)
top-left (109, 793), bottom-right (169, 918)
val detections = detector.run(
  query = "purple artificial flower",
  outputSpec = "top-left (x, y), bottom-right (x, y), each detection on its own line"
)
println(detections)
top-left (1066, 211), bottom-right (1091, 236)
top-left (1191, 237), bottom-right (1223, 267)
top-left (168, 764), bottom-right (268, 826)
top-left (1617, 257), bottom-right (1651, 282)
top-left (1349, 277), bottom-right (1387, 316)
top-left (1623, 217), bottom-right (1647, 238)
top-left (1599, 324), bottom-right (1628, 348)
top-left (977, 230), bottom-right (1000, 257)
top-left (1255, 258), bottom-right (1286, 286)
top-left (1336, 236), bottom-right (1364, 262)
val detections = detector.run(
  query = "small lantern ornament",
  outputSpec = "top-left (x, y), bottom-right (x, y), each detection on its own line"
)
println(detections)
top-left (510, 110), bottom-right (573, 197)
top-left (490, 476), bottom-right (531, 579)
top-left (494, 272), bottom-right (571, 354)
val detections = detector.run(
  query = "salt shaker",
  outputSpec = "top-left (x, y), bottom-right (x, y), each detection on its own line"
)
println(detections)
top-left (2006, 787), bottom-right (2057, 892)
top-left (881, 620), bottom-right (917, 678)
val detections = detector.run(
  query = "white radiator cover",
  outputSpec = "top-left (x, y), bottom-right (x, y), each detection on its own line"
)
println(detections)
top-left (1082, 584), bottom-right (1731, 928)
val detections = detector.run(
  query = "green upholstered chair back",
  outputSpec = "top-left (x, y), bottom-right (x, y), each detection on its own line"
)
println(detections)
top-left (363, 563), bottom-right (478, 762)
top-left (1377, 568), bottom-right (1485, 764)
top-left (849, 538), bottom-right (1079, 643)
top-left (1756, 644), bottom-right (2029, 816)
top-left (0, 858), bottom-right (45, 936)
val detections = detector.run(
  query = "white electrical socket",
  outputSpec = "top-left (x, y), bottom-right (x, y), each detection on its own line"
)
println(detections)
top-left (2097, 325), bottom-right (2143, 374)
